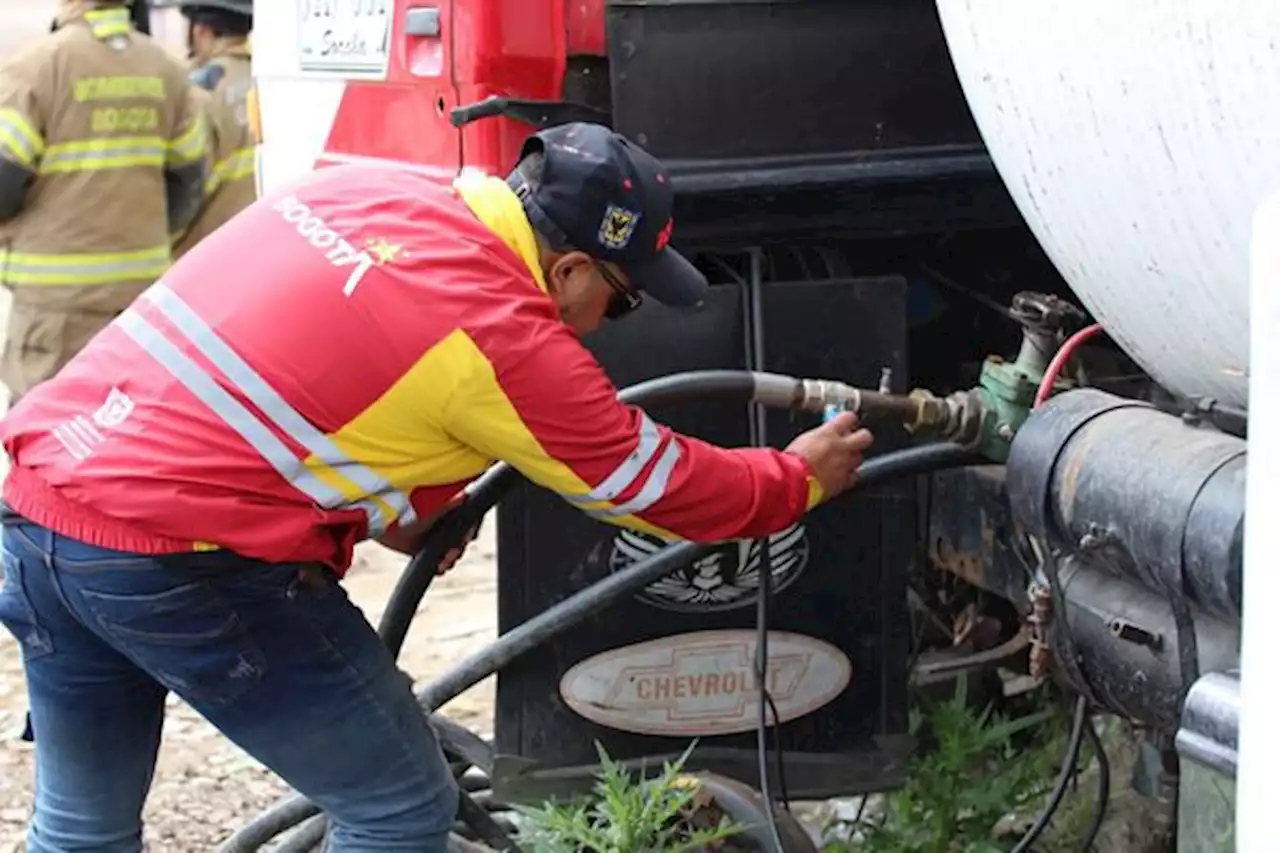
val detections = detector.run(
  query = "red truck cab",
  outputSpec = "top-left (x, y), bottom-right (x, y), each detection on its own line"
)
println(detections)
top-left (252, 0), bottom-right (605, 191)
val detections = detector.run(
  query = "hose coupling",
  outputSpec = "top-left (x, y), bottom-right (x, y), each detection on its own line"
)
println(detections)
top-left (909, 388), bottom-right (985, 448)
top-left (797, 378), bottom-right (862, 414)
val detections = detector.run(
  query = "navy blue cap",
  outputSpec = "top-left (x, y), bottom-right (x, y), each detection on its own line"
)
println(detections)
top-left (507, 123), bottom-right (708, 308)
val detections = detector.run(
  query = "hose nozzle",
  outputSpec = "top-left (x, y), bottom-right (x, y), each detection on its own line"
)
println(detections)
top-left (796, 380), bottom-right (984, 447)
top-left (746, 372), bottom-right (985, 446)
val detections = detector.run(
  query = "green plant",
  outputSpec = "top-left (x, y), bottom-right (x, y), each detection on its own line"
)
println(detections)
top-left (514, 740), bottom-right (750, 853)
top-left (824, 677), bottom-right (1076, 853)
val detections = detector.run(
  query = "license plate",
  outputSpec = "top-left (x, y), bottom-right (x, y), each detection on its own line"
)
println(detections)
top-left (297, 0), bottom-right (393, 75)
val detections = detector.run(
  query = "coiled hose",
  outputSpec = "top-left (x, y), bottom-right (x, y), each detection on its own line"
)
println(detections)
top-left (220, 371), bottom-right (982, 853)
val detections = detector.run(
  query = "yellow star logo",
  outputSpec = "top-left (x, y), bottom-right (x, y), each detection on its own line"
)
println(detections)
top-left (364, 237), bottom-right (403, 265)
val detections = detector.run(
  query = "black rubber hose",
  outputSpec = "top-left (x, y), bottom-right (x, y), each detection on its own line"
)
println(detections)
top-left (456, 792), bottom-right (520, 850)
top-left (275, 815), bottom-right (326, 853)
top-left (220, 799), bottom-right (319, 853)
top-left (1079, 713), bottom-right (1110, 852)
top-left (418, 538), bottom-right (707, 708)
top-left (414, 442), bottom-right (981, 713)
top-left (223, 373), bottom-right (977, 852)
top-left (1011, 695), bottom-right (1090, 853)
top-left (431, 714), bottom-right (496, 774)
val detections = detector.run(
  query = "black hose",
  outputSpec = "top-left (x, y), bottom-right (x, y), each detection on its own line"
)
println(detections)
top-left (755, 533), bottom-right (788, 853)
top-left (456, 792), bottom-right (521, 850)
top-left (414, 442), bottom-right (981, 714)
top-left (1079, 713), bottom-right (1110, 852)
top-left (418, 538), bottom-right (709, 708)
top-left (856, 441), bottom-right (981, 483)
top-left (222, 373), bottom-right (978, 852)
top-left (220, 799), bottom-right (319, 853)
top-left (1011, 695), bottom-right (1090, 853)
top-left (431, 714), bottom-right (496, 774)
top-left (275, 815), bottom-right (326, 853)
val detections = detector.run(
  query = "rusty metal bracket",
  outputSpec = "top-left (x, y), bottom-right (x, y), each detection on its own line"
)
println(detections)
top-left (911, 625), bottom-right (1033, 685)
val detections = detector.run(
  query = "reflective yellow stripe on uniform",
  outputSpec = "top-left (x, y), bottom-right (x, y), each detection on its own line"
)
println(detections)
top-left (168, 115), bottom-right (208, 166)
top-left (85, 8), bottom-right (132, 38)
top-left (2, 244), bottom-right (171, 286)
top-left (115, 282), bottom-right (418, 535)
top-left (204, 145), bottom-right (256, 194)
top-left (41, 136), bottom-right (167, 173)
top-left (0, 108), bottom-right (44, 169)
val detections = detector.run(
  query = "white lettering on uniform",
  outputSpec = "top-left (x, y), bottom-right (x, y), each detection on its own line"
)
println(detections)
top-left (93, 387), bottom-right (135, 429)
top-left (273, 195), bottom-right (376, 296)
top-left (52, 387), bottom-right (134, 461)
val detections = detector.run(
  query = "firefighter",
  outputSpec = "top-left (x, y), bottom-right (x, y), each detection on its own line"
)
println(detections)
top-left (0, 123), bottom-right (874, 852)
top-left (155, 0), bottom-right (256, 258)
top-left (0, 0), bottom-right (210, 404)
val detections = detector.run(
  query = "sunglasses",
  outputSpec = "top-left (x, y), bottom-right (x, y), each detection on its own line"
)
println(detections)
top-left (594, 261), bottom-right (643, 320)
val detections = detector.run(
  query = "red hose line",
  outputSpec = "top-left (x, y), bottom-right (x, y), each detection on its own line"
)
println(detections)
top-left (1034, 323), bottom-right (1105, 409)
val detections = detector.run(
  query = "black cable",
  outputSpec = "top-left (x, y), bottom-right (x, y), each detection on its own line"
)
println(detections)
top-left (1011, 695), bottom-right (1090, 853)
top-left (767, 692), bottom-right (790, 809)
top-left (744, 246), bottom-right (789, 850)
top-left (755, 534), bottom-right (788, 853)
top-left (1079, 713), bottom-right (1110, 852)
top-left (223, 434), bottom-right (981, 851)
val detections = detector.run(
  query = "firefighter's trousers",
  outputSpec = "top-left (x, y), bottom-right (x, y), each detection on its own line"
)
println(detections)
top-left (1, 282), bottom-right (148, 402)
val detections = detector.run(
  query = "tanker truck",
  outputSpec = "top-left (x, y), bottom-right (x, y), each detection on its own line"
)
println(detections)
top-left (229, 1), bottom-right (1277, 850)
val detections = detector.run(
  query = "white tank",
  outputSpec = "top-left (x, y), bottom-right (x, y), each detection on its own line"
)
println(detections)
top-left (936, 0), bottom-right (1280, 412)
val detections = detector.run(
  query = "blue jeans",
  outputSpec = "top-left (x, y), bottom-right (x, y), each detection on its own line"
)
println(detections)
top-left (0, 522), bottom-right (459, 852)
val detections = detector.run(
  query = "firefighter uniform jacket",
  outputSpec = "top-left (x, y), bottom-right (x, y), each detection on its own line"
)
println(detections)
top-left (0, 5), bottom-right (210, 306)
top-left (172, 40), bottom-right (256, 259)
top-left (0, 165), bottom-right (822, 572)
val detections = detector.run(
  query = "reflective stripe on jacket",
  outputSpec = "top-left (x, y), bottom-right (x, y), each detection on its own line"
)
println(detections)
top-left (173, 43), bottom-right (256, 259)
top-left (0, 7), bottom-right (210, 290)
top-left (0, 164), bottom-right (819, 571)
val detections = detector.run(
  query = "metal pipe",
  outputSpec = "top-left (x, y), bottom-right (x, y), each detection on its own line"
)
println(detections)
top-left (1176, 672), bottom-right (1240, 778)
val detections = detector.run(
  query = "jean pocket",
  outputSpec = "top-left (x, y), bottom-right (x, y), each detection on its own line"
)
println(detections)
top-left (78, 580), bottom-right (267, 707)
top-left (0, 546), bottom-right (54, 661)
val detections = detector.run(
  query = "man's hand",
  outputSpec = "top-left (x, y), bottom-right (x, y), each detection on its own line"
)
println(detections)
top-left (435, 521), bottom-right (481, 576)
top-left (785, 411), bottom-right (875, 502)
top-left (376, 492), bottom-right (482, 576)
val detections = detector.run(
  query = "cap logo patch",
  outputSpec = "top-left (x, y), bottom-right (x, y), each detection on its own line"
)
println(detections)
top-left (599, 203), bottom-right (642, 250)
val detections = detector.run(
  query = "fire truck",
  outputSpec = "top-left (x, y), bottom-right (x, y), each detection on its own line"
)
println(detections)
top-left (222, 1), bottom-right (1279, 850)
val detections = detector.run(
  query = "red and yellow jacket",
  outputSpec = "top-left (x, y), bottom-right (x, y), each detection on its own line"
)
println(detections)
top-left (0, 164), bottom-right (822, 572)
